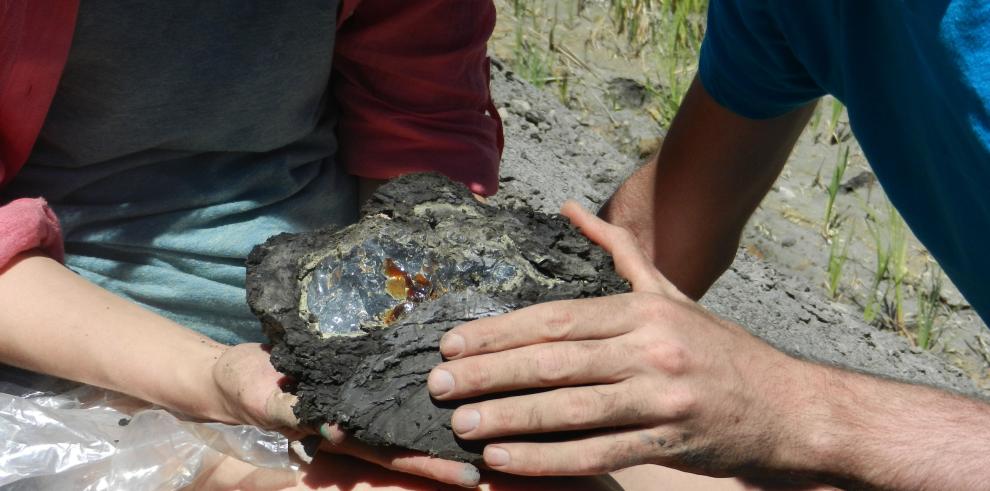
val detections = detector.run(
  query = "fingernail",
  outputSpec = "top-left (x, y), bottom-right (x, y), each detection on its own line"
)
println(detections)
top-left (485, 446), bottom-right (510, 467)
top-left (428, 369), bottom-right (455, 396)
top-left (319, 423), bottom-right (342, 445)
top-left (459, 464), bottom-right (481, 488)
top-left (319, 423), bottom-right (332, 439)
top-left (440, 333), bottom-right (465, 357)
top-left (451, 408), bottom-right (480, 434)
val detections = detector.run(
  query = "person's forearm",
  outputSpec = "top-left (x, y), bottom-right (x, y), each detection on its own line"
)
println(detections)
top-left (0, 252), bottom-right (233, 422)
top-left (771, 361), bottom-right (990, 490)
top-left (601, 76), bottom-right (815, 299)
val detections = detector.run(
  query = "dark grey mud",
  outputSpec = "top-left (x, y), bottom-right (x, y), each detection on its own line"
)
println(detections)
top-left (247, 173), bottom-right (628, 462)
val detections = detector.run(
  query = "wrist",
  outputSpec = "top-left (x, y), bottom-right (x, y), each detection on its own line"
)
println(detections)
top-left (763, 360), bottom-right (870, 485)
top-left (758, 358), bottom-right (843, 476)
top-left (172, 338), bottom-right (235, 423)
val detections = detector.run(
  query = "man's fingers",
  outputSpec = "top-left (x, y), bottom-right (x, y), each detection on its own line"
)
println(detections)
top-left (481, 428), bottom-right (655, 476)
top-left (560, 200), bottom-right (659, 291)
top-left (561, 200), bottom-right (685, 300)
top-left (318, 423), bottom-right (481, 488)
top-left (439, 295), bottom-right (639, 359)
top-left (449, 382), bottom-right (649, 439)
top-left (430, 339), bottom-right (631, 400)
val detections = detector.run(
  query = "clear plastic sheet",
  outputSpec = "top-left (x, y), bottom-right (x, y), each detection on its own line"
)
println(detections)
top-left (0, 366), bottom-right (295, 490)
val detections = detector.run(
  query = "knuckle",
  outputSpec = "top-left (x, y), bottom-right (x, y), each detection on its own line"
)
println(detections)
top-left (598, 386), bottom-right (634, 420)
top-left (541, 304), bottom-right (575, 341)
top-left (633, 292), bottom-right (669, 320)
top-left (405, 459), bottom-right (435, 478)
top-left (462, 361), bottom-right (494, 390)
top-left (561, 392), bottom-right (594, 425)
top-left (534, 347), bottom-right (575, 384)
top-left (489, 402), bottom-right (524, 430)
top-left (642, 340), bottom-right (691, 375)
top-left (522, 405), bottom-right (545, 432)
top-left (636, 428), bottom-right (679, 461)
top-left (660, 387), bottom-right (697, 419)
top-left (405, 457), bottom-right (431, 476)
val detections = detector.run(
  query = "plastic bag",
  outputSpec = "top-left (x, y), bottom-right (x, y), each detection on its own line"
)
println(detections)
top-left (0, 366), bottom-right (295, 490)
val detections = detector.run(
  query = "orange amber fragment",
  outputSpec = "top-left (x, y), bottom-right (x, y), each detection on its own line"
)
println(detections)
top-left (385, 277), bottom-right (407, 301)
top-left (381, 258), bottom-right (436, 324)
top-left (383, 258), bottom-right (411, 301)
top-left (413, 273), bottom-right (430, 288)
top-left (382, 302), bottom-right (414, 325)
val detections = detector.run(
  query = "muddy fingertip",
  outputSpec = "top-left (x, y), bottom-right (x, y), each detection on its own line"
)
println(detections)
top-left (459, 464), bottom-right (481, 488)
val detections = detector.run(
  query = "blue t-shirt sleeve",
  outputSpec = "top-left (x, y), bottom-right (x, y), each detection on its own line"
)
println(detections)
top-left (699, 0), bottom-right (826, 119)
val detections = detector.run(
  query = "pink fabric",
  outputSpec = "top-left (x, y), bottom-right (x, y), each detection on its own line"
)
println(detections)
top-left (0, 2), bottom-right (76, 266)
top-left (0, 198), bottom-right (65, 267)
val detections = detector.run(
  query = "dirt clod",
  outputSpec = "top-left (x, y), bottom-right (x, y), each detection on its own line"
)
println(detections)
top-left (247, 173), bottom-right (628, 462)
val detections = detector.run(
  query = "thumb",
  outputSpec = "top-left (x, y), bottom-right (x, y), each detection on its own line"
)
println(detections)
top-left (265, 389), bottom-right (301, 431)
top-left (561, 200), bottom-right (685, 299)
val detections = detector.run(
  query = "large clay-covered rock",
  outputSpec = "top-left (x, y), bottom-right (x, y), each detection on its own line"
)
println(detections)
top-left (246, 173), bottom-right (628, 462)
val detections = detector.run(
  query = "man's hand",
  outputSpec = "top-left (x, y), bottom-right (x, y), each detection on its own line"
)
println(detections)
top-left (427, 202), bottom-right (818, 478)
top-left (211, 343), bottom-right (483, 488)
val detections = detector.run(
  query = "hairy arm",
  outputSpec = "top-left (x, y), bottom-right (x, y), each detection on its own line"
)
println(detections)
top-left (627, 75), bottom-right (990, 490)
top-left (431, 203), bottom-right (990, 490)
top-left (600, 75), bottom-right (813, 299)
top-left (794, 365), bottom-right (990, 490)
top-left (447, 75), bottom-right (990, 489)
top-left (601, 77), bottom-right (990, 488)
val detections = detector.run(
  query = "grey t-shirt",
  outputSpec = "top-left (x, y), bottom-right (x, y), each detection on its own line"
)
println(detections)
top-left (2, 1), bottom-right (355, 344)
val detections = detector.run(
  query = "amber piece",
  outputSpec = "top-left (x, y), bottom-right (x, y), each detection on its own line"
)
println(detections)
top-left (383, 258), bottom-right (411, 301)
top-left (408, 273), bottom-right (433, 302)
top-left (413, 273), bottom-right (430, 287)
top-left (380, 258), bottom-right (436, 325)
top-left (383, 301), bottom-right (415, 325)
top-left (385, 277), bottom-right (407, 301)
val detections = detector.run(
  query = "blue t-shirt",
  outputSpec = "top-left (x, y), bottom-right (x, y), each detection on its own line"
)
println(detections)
top-left (700, 0), bottom-right (990, 322)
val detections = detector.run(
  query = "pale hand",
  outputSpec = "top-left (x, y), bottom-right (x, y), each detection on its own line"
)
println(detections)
top-left (211, 343), bottom-right (483, 487)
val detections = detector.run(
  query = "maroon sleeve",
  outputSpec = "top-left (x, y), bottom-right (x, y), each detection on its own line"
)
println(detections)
top-left (333, 0), bottom-right (503, 195)
top-left (0, 1), bottom-right (79, 186)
